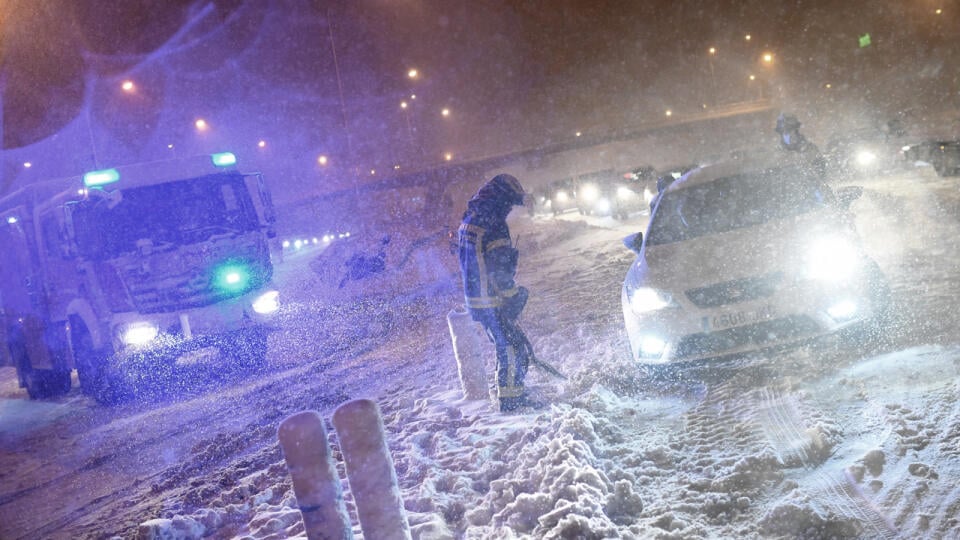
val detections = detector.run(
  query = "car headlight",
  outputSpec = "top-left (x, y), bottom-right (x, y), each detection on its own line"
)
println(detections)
top-left (579, 184), bottom-right (599, 202)
top-left (805, 236), bottom-right (860, 281)
top-left (555, 191), bottom-right (569, 202)
top-left (855, 149), bottom-right (877, 167)
top-left (638, 334), bottom-right (668, 359)
top-left (628, 287), bottom-right (675, 315)
top-left (595, 198), bottom-right (611, 213)
top-left (252, 290), bottom-right (281, 315)
top-left (121, 322), bottom-right (159, 346)
top-left (617, 186), bottom-right (633, 200)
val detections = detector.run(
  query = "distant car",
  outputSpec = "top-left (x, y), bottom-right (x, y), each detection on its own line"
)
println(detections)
top-left (576, 170), bottom-right (647, 219)
top-left (621, 154), bottom-right (889, 367)
top-left (824, 128), bottom-right (902, 178)
top-left (544, 178), bottom-right (579, 216)
top-left (901, 140), bottom-right (960, 177)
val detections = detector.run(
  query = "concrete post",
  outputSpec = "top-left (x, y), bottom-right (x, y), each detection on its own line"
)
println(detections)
top-left (447, 306), bottom-right (488, 400)
top-left (331, 399), bottom-right (411, 540)
top-left (277, 411), bottom-right (353, 540)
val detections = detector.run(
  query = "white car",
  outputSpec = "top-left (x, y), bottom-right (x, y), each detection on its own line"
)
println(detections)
top-left (621, 154), bottom-right (889, 366)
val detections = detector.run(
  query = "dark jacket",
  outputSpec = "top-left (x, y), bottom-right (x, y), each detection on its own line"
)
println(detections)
top-left (458, 176), bottom-right (525, 318)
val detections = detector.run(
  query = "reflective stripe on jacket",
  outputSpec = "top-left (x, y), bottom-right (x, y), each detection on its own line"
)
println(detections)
top-left (458, 220), bottom-right (517, 312)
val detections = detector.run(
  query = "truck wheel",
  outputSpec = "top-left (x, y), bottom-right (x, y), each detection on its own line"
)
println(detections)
top-left (11, 340), bottom-right (71, 399)
top-left (70, 319), bottom-right (109, 397)
top-left (72, 328), bottom-right (110, 397)
top-left (23, 367), bottom-right (72, 399)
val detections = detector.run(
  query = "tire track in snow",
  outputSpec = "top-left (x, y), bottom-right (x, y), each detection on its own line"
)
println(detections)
top-left (689, 374), bottom-right (898, 539)
top-left (753, 384), bottom-right (898, 538)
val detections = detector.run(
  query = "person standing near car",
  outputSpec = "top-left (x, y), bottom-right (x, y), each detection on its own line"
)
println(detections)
top-left (457, 174), bottom-right (538, 412)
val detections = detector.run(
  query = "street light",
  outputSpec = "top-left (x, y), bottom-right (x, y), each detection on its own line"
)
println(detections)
top-left (444, 152), bottom-right (453, 161)
top-left (195, 118), bottom-right (208, 132)
top-left (707, 47), bottom-right (717, 105)
top-left (121, 80), bottom-right (136, 93)
top-left (318, 155), bottom-right (328, 166)
top-left (408, 68), bottom-right (419, 79)
top-left (441, 108), bottom-right (451, 117)
top-left (762, 52), bottom-right (774, 64)
top-left (665, 109), bottom-right (673, 117)
top-left (745, 34), bottom-right (751, 41)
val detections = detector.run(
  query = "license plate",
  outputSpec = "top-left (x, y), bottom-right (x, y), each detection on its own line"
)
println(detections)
top-left (711, 304), bottom-right (776, 330)
top-left (176, 346), bottom-right (221, 366)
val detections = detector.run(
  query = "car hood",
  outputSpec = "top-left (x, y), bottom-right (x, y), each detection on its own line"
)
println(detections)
top-left (628, 208), bottom-right (861, 294)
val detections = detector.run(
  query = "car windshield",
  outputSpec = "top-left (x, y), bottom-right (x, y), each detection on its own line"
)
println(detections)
top-left (74, 173), bottom-right (258, 259)
top-left (647, 166), bottom-right (833, 245)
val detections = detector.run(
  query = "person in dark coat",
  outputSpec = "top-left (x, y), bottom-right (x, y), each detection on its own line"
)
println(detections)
top-left (457, 174), bottom-right (537, 412)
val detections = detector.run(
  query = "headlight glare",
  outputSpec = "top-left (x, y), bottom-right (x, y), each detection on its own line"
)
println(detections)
top-left (855, 149), bottom-right (877, 167)
top-left (629, 287), bottom-right (673, 314)
top-left (580, 184), bottom-right (599, 202)
top-left (806, 236), bottom-right (859, 281)
top-left (827, 299), bottom-right (858, 321)
top-left (121, 322), bottom-right (159, 346)
top-left (639, 335), bottom-right (667, 358)
top-left (252, 290), bottom-right (281, 314)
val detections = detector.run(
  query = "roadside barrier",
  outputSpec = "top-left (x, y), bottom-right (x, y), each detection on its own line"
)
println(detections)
top-left (446, 306), bottom-right (489, 401)
top-left (279, 400), bottom-right (411, 540)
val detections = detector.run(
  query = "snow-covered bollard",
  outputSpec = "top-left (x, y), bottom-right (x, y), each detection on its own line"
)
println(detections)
top-left (331, 399), bottom-right (411, 540)
top-left (277, 411), bottom-right (353, 540)
top-left (447, 306), bottom-right (488, 400)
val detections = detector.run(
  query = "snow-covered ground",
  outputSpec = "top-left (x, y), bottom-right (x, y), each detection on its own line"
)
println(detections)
top-left (1, 164), bottom-right (960, 539)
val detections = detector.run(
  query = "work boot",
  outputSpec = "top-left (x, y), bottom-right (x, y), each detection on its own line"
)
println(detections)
top-left (499, 394), bottom-right (546, 413)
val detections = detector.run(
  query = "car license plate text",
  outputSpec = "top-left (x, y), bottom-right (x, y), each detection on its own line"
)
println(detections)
top-left (712, 305), bottom-right (776, 330)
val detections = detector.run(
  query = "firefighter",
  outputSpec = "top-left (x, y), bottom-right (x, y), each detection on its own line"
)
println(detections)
top-left (457, 174), bottom-right (538, 412)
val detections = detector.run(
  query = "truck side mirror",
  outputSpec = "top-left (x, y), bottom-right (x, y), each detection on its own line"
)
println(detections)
top-left (622, 232), bottom-right (643, 254)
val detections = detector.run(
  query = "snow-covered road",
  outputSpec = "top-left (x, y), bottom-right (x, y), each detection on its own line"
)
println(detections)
top-left (1, 165), bottom-right (959, 539)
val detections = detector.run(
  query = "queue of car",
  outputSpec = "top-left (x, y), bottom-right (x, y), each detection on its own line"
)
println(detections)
top-left (533, 165), bottom-right (681, 220)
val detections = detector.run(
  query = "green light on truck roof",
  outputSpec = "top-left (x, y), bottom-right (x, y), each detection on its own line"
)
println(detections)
top-left (83, 168), bottom-right (120, 187)
top-left (211, 152), bottom-right (237, 167)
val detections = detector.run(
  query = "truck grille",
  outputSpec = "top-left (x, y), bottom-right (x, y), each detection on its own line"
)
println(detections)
top-left (674, 315), bottom-right (820, 359)
top-left (126, 258), bottom-right (271, 314)
top-left (685, 272), bottom-right (783, 308)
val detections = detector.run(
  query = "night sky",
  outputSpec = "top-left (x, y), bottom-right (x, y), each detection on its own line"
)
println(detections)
top-left (1, 0), bottom-right (956, 202)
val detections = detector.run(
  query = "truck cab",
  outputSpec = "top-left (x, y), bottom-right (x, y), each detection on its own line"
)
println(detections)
top-left (0, 152), bottom-right (280, 403)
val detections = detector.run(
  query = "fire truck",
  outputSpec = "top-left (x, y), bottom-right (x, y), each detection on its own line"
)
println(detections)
top-left (0, 152), bottom-right (280, 403)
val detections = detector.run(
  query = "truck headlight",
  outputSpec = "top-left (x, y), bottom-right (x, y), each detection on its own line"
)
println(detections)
top-left (252, 290), bottom-right (280, 315)
top-left (629, 287), bottom-right (674, 315)
top-left (121, 322), bottom-right (159, 346)
top-left (805, 236), bottom-right (859, 281)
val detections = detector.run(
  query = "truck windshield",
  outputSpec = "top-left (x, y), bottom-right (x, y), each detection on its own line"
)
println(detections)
top-left (75, 173), bottom-right (259, 259)
top-left (647, 166), bottom-right (834, 246)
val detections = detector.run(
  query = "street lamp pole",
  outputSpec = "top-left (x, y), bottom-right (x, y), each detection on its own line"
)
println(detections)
top-left (325, 7), bottom-right (358, 191)
top-left (707, 47), bottom-right (718, 106)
